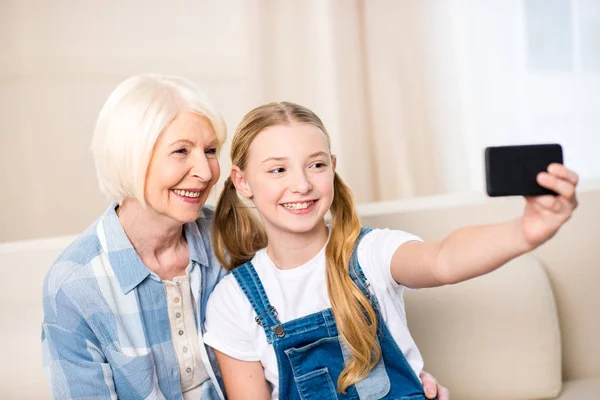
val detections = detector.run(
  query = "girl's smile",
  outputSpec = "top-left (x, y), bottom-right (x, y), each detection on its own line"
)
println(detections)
top-left (280, 199), bottom-right (318, 214)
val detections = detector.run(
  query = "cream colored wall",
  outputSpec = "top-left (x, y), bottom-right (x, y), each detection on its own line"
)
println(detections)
top-left (0, 0), bottom-right (262, 242)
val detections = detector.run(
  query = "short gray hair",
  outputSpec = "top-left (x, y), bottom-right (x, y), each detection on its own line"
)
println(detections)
top-left (91, 74), bottom-right (226, 205)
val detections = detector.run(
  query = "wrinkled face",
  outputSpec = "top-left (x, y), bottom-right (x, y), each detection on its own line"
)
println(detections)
top-left (234, 122), bottom-right (335, 238)
top-left (144, 111), bottom-right (220, 224)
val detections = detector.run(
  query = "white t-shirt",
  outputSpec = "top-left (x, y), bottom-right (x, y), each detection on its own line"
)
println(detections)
top-left (204, 228), bottom-right (424, 399)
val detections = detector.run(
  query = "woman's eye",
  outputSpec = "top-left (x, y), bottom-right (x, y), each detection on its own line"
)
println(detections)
top-left (312, 162), bottom-right (327, 169)
top-left (173, 148), bottom-right (188, 155)
top-left (205, 147), bottom-right (217, 155)
top-left (270, 167), bottom-right (286, 175)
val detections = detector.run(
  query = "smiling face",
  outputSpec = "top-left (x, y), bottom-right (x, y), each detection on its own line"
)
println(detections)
top-left (233, 122), bottom-right (335, 239)
top-left (144, 111), bottom-right (220, 225)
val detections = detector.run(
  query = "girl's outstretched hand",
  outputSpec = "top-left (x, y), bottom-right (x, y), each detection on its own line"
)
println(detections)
top-left (522, 163), bottom-right (579, 248)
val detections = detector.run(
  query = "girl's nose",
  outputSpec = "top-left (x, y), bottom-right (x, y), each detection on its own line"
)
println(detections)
top-left (291, 171), bottom-right (312, 194)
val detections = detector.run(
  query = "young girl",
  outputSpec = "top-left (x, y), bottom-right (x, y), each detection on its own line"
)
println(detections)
top-left (203, 102), bottom-right (578, 400)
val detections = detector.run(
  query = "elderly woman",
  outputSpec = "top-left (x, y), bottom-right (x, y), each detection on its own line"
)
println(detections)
top-left (41, 74), bottom-right (448, 400)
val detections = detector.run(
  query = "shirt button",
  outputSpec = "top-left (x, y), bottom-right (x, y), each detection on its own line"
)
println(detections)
top-left (174, 297), bottom-right (180, 303)
top-left (179, 330), bottom-right (184, 336)
top-left (186, 367), bottom-right (192, 373)
top-left (183, 346), bottom-right (188, 353)
top-left (175, 312), bottom-right (181, 318)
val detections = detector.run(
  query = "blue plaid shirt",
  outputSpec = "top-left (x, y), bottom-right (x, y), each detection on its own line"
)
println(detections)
top-left (42, 205), bottom-right (228, 400)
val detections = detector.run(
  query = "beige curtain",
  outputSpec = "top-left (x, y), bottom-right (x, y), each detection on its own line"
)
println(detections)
top-left (251, 0), bottom-right (443, 203)
top-left (0, 0), bottom-right (489, 241)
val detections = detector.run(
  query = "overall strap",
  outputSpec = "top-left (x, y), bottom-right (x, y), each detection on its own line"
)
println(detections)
top-left (348, 227), bottom-right (375, 300)
top-left (231, 262), bottom-right (285, 344)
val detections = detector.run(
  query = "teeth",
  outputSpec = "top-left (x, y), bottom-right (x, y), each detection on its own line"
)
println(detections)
top-left (173, 189), bottom-right (201, 198)
top-left (282, 201), bottom-right (314, 210)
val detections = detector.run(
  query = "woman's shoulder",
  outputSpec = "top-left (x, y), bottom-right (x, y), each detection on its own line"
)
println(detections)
top-left (42, 219), bottom-right (107, 325)
top-left (44, 220), bottom-right (103, 293)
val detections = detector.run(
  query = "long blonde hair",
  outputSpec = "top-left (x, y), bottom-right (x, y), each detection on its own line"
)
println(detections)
top-left (213, 102), bottom-right (380, 393)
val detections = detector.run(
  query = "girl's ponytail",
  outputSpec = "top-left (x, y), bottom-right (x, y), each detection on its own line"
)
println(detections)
top-left (326, 172), bottom-right (380, 393)
top-left (213, 177), bottom-right (267, 270)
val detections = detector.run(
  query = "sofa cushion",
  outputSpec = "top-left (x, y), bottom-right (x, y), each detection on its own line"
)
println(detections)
top-left (554, 378), bottom-right (600, 399)
top-left (404, 255), bottom-right (562, 400)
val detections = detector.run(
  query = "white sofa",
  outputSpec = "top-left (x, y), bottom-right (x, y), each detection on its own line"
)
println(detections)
top-left (1, 190), bottom-right (598, 399)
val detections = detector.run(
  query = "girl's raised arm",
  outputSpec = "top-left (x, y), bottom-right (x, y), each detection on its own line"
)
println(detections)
top-left (390, 163), bottom-right (578, 289)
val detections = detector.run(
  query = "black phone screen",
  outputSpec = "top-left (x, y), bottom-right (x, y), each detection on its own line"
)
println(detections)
top-left (485, 144), bottom-right (563, 197)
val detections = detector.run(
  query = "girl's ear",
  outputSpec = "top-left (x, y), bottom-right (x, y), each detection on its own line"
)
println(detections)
top-left (332, 154), bottom-right (337, 172)
top-left (231, 166), bottom-right (253, 198)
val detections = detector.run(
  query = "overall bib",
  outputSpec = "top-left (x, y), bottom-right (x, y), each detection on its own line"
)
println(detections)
top-left (232, 228), bottom-right (432, 400)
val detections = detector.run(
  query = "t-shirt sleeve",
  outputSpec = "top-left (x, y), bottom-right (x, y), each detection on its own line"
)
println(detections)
top-left (203, 275), bottom-right (260, 361)
top-left (357, 228), bottom-right (423, 290)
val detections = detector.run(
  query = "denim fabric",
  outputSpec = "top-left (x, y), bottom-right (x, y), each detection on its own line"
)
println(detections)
top-left (232, 228), bottom-right (432, 400)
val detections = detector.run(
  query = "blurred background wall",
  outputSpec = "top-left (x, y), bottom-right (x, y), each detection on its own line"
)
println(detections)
top-left (1, 0), bottom-right (599, 242)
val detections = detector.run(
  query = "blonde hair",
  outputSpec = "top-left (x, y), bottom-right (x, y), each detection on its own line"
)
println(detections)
top-left (91, 73), bottom-right (226, 205)
top-left (213, 102), bottom-right (380, 393)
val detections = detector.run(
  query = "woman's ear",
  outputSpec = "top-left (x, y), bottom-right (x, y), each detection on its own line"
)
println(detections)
top-left (332, 155), bottom-right (337, 172)
top-left (231, 166), bottom-right (253, 198)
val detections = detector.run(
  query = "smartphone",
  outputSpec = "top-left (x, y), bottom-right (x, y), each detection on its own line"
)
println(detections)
top-left (484, 143), bottom-right (563, 197)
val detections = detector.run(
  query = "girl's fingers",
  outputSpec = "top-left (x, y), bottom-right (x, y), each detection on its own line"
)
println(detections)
top-left (419, 371), bottom-right (441, 399)
top-left (547, 163), bottom-right (579, 186)
top-left (537, 172), bottom-right (576, 200)
top-left (437, 386), bottom-right (450, 400)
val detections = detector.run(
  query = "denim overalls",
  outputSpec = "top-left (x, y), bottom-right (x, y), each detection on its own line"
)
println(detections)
top-left (231, 228), bottom-right (432, 400)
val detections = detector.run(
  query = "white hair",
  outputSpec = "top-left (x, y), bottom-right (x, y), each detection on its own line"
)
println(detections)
top-left (91, 74), bottom-right (227, 205)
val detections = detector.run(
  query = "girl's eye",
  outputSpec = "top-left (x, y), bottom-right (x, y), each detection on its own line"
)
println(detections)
top-left (269, 167), bottom-right (286, 175)
top-left (312, 162), bottom-right (327, 169)
top-left (205, 147), bottom-right (217, 155)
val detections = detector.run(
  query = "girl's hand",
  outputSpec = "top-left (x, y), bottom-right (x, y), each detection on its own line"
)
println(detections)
top-left (522, 163), bottom-right (579, 249)
top-left (420, 371), bottom-right (450, 399)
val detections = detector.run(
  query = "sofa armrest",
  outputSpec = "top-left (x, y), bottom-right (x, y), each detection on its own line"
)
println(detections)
top-left (0, 237), bottom-right (73, 399)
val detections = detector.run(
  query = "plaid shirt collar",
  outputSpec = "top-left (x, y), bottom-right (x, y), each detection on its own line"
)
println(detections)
top-left (99, 205), bottom-right (210, 294)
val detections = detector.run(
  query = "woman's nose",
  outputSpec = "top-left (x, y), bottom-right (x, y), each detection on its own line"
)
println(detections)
top-left (191, 153), bottom-right (213, 182)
